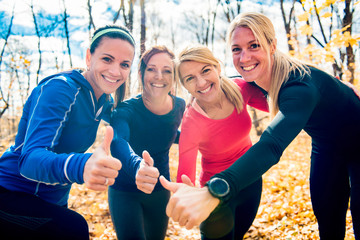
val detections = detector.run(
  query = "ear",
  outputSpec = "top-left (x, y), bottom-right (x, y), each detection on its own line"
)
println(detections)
top-left (85, 48), bottom-right (91, 69)
top-left (270, 38), bottom-right (277, 55)
top-left (215, 63), bottom-right (222, 76)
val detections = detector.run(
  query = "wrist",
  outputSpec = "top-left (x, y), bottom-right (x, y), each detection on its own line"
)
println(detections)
top-left (205, 177), bottom-right (230, 204)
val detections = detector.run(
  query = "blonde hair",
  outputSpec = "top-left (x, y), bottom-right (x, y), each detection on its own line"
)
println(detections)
top-left (177, 45), bottom-right (244, 113)
top-left (227, 12), bottom-right (310, 117)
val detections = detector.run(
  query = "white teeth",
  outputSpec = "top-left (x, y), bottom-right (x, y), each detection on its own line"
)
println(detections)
top-left (199, 85), bottom-right (211, 93)
top-left (151, 83), bottom-right (166, 88)
top-left (242, 65), bottom-right (256, 71)
top-left (104, 76), bottom-right (118, 83)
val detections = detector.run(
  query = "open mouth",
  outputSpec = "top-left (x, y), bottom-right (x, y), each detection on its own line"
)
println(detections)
top-left (198, 84), bottom-right (212, 94)
top-left (241, 64), bottom-right (257, 71)
top-left (151, 83), bottom-right (167, 88)
top-left (103, 75), bottom-right (119, 83)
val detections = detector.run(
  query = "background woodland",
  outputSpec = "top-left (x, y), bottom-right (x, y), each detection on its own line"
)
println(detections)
top-left (0, 0), bottom-right (359, 239)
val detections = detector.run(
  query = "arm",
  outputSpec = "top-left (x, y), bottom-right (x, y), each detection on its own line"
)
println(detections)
top-left (19, 79), bottom-right (91, 184)
top-left (174, 129), bottom-right (181, 144)
top-left (110, 109), bottom-right (142, 181)
top-left (235, 78), bottom-right (269, 112)
top-left (177, 112), bottom-right (201, 185)
top-left (215, 78), bottom-right (320, 198)
top-left (161, 78), bottom-right (320, 228)
top-left (110, 109), bottom-right (159, 193)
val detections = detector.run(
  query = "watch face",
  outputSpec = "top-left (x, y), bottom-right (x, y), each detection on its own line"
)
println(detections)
top-left (210, 178), bottom-right (229, 197)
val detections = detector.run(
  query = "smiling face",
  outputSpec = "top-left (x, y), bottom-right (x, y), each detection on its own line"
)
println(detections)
top-left (85, 37), bottom-right (134, 99)
top-left (230, 26), bottom-right (275, 90)
top-left (179, 60), bottom-right (222, 105)
top-left (142, 52), bottom-right (174, 98)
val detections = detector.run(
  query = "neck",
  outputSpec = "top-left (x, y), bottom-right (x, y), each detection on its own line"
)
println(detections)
top-left (196, 90), bottom-right (224, 114)
top-left (142, 92), bottom-right (173, 115)
top-left (255, 78), bottom-right (270, 92)
top-left (83, 71), bottom-right (102, 100)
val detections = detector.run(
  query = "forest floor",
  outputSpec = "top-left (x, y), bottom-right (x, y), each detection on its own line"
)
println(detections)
top-left (0, 121), bottom-right (355, 240)
top-left (67, 122), bottom-right (355, 240)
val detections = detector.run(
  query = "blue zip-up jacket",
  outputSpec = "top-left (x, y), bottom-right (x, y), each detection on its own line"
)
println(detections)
top-left (0, 70), bottom-right (112, 206)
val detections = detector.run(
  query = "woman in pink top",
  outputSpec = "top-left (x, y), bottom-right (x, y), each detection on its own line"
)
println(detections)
top-left (176, 45), bottom-right (268, 239)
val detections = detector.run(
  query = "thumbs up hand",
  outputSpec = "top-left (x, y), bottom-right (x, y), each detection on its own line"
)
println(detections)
top-left (83, 126), bottom-right (122, 191)
top-left (159, 175), bottom-right (220, 230)
top-left (135, 150), bottom-right (160, 194)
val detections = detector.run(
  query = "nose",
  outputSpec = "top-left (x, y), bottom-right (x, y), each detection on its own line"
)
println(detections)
top-left (196, 76), bottom-right (207, 87)
top-left (108, 63), bottom-right (122, 77)
top-left (154, 69), bottom-right (162, 80)
top-left (239, 50), bottom-right (250, 62)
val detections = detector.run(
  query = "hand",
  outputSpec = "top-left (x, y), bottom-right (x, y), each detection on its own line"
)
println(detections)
top-left (83, 126), bottom-right (122, 191)
top-left (159, 175), bottom-right (220, 229)
top-left (135, 150), bottom-right (160, 194)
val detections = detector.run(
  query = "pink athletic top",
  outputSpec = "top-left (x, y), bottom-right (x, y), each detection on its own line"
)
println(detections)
top-left (177, 78), bottom-right (269, 186)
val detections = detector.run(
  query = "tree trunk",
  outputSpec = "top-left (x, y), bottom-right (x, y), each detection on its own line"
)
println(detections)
top-left (0, 5), bottom-right (14, 119)
top-left (343, 0), bottom-right (355, 83)
top-left (31, 1), bottom-right (42, 84)
top-left (62, 0), bottom-right (72, 68)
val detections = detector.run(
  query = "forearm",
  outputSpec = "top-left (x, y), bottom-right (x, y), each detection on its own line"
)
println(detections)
top-left (19, 149), bottom-right (90, 184)
top-left (214, 132), bottom-right (282, 199)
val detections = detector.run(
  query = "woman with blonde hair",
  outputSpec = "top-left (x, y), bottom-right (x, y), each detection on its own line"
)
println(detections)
top-left (176, 45), bottom-right (268, 239)
top-left (161, 12), bottom-right (360, 239)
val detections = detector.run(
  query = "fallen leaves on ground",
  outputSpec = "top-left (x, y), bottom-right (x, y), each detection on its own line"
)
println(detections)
top-left (1, 121), bottom-right (354, 239)
top-left (67, 123), bottom-right (355, 239)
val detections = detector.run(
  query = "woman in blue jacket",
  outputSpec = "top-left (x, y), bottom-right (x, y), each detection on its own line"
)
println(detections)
top-left (108, 45), bottom-right (185, 240)
top-left (0, 25), bottom-right (135, 239)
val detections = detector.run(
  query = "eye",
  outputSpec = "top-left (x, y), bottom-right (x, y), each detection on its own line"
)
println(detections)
top-left (164, 69), bottom-right (172, 74)
top-left (232, 47), bottom-right (241, 53)
top-left (250, 43), bottom-right (260, 49)
top-left (146, 67), bottom-right (155, 72)
top-left (185, 76), bottom-right (193, 82)
top-left (121, 62), bottom-right (130, 69)
top-left (102, 57), bottom-right (112, 63)
top-left (202, 68), bottom-right (211, 74)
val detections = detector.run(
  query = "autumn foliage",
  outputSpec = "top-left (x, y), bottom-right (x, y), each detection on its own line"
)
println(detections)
top-left (63, 121), bottom-right (355, 240)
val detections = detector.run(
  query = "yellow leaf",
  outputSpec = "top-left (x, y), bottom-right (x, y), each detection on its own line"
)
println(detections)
top-left (322, 12), bottom-right (332, 18)
top-left (297, 12), bottom-right (310, 22)
top-left (324, 0), bottom-right (337, 6)
top-left (299, 24), bottom-right (313, 36)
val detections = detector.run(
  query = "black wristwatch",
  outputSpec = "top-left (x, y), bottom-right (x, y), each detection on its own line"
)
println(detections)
top-left (205, 177), bottom-right (230, 203)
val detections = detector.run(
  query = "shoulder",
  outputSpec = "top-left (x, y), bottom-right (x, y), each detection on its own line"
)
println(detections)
top-left (35, 73), bottom-right (84, 102)
top-left (182, 105), bottom-right (201, 124)
top-left (173, 96), bottom-right (186, 111)
top-left (230, 76), bottom-right (265, 96)
top-left (111, 95), bottom-right (143, 119)
top-left (279, 68), bottom-right (321, 106)
top-left (39, 71), bottom-right (83, 92)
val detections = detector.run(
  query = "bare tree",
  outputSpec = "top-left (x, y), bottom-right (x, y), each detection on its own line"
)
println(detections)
top-left (0, 5), bottom-right (14, 119)
top-left (62, 0), bottom-right (72, 68)
top-left (280, 0), bottom-right (297, 52)
top-left (87, 0), bottom-right (96, 40)
top-left (148, 9), bottom-right (163, 46)
top-left (120, 0), bottom-right (135, 32)
top-left (30, 0), bottom-right (42, 84)
top-left (140, 0), bottom-right (146, 55)
top-left (342, 0), bottom-right (355, 83)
